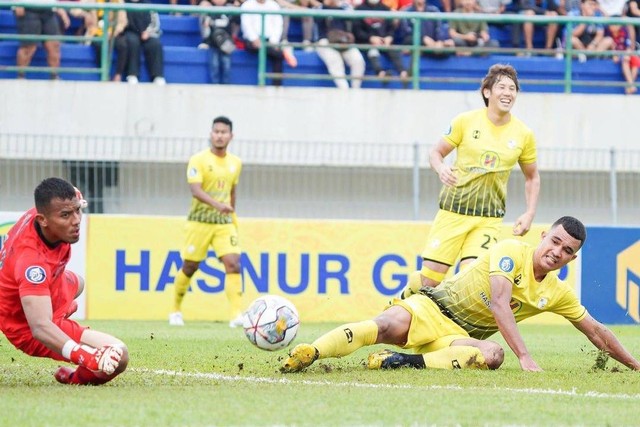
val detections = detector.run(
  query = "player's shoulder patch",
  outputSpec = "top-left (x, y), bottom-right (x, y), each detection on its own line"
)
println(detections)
top-left (498, 257), bottom-right (514, 273)
top-left (25, 265), bottom-right (47, 284)
top-left (187, 167), bottom-right (199, 178)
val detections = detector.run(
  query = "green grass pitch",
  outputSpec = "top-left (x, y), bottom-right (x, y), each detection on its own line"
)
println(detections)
top-left (1, 320), bottom-right (638, 426)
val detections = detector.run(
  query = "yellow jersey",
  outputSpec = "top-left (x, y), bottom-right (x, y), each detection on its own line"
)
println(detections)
top-left (186, 149), bottom-right (242, 225)
top-left (424, 239), bottom-right (587, 340)
top-left (439, 108), bottom-right (537, 218)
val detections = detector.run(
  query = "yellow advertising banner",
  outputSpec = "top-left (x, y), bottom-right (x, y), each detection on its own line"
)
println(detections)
top-left (86, 216), bottom-right (577, 324)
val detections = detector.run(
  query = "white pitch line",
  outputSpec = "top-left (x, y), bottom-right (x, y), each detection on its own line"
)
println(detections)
top-left (132, 368), bottom-right (640, 401)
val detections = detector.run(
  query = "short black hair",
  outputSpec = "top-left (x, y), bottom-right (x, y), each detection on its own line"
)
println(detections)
top-left (552, 216), bottom-right (587, 248)
top-left (212, 116), bottom-right (233, 131)
top-left (34, 177), bottom-right (76, 213)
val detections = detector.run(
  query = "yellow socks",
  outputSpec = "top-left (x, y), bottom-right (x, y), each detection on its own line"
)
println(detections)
top-left (173, 269), bottom-right (191, 312)
top-left (312, 320), bottom-right (378, 359)
top-left (422, 346), bottom-right (487, 370)
top-left (224, 273), bottom-right (243, 318)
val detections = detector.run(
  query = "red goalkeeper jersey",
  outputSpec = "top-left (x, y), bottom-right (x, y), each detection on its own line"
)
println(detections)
top-left (0, 208), bottom-right (72, 336)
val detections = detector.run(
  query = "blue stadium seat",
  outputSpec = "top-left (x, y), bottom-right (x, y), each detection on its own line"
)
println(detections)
top-left (159, 15), bottom-right (202, 47)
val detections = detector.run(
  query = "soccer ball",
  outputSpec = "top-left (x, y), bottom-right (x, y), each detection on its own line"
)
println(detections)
top-left (242, 295), bottom-right (299, 351)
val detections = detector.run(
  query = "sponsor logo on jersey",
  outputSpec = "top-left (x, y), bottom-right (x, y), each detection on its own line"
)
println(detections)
top-left (499, 256), bottom-right (514, 272)
top-left (508, 139), bottom-right (517, 149)
top-left (537, 297), bottom-right (548, 309)
top-left (472, 130), bottom-right (480, 139)
top-left (343, 328), bottom-right (354, 343)
top-left (25, 266), bottom-right (47, 284)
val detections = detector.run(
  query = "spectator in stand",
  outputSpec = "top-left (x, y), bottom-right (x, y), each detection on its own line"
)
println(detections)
top-left (198, 0), bottom-right (239, 84)
top-left (13, 2), bottom-right (70, 79)
top-left (90, 0), bottom-right (128, 74)
top-left (399, 0), bottom-right (455, 59)
top-left (627, 0), bottom-right (640, 49)
top-left (353, 0), bottom-right (408, 82)
top-left (241, 0), bottom-right (298, 86)
top-left (114, 0), bottom-right (166, 84)
top-left (568, 0), bottom-right (613, 61)
top-left (316, 0), bottom-right (366, 88)
top-left (597, 0), bottom-right (626, 16)
top-left (607, 22), bottom-right (639, 94)
top-left (448, 0), bottom-right (500, 54)
top-left (512, 0), bottom-right (560, 55)
top-left (277, 0), bottom-right (321, 51)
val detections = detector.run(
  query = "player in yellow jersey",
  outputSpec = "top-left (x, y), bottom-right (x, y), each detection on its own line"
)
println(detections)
top-left (281, 217), bottom-right (640, 373)
top-left (401, 64), bottom-right (541, 297)
top-left (169, 116), bottom-right (244, 327)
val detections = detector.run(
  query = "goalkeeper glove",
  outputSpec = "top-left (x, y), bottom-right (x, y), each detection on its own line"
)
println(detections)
top-left (63, 342), bottom-right (123, 375)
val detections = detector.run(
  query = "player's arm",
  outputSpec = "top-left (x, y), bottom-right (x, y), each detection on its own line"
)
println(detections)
top-left (513, 161), bottom-right (540, 236)
top-left (22, 294), bottom-right (73, 352)
top-left (21, 294), bottom-right (122, 374)
top-left (189, 182), bottom-right (234, 214)
top-left (489, 275), bottom-right (542, 372)
top-left (429, 138), bottom-right (457, 187)
top-left (572, 314), bottom-right (640, 371)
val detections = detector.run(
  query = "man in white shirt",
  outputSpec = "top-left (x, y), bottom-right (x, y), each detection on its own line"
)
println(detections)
top-left (241, 0), bottom-right (297, 86)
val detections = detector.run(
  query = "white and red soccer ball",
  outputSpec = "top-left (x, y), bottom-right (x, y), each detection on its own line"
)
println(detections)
top-left (242, 295), bottom-right (299, 351)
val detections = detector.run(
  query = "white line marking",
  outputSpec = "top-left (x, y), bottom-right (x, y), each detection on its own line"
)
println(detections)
top-left (132, 368), bottom-right (640, 401)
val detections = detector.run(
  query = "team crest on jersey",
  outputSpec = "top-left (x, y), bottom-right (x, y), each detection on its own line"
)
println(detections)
top-left (499, 257), bottom-right (514, 272)
top-left (25, 266), bottom-right (46, 284)
top-left (188, 167), bottom-right (198, 178)
top-left (472, 130), bottom-right (480, 139)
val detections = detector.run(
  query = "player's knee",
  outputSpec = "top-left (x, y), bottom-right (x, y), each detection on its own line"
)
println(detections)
top-left (182, 261), bottom-right (199, 277)
top-left (482, 342), bottom-right (504, 369)
top-left (373, 307), bottom-right (410, 345)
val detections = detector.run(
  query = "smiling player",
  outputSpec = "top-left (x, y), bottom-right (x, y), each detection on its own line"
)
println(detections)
top-left (401, 64), bottom-right (541, 296)
top-left (282, 216), bottom-right (640, 373)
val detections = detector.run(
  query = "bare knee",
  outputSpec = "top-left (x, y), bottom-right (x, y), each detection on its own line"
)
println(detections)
top-left (373, 306), bottom-right (411, 345)
top-left (182, 260), bottom-right (199, 277)
top-left (481, 341), bottom-right (504, 369)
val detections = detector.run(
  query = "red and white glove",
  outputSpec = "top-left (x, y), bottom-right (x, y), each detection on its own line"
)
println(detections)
top-left (73, 186), bottom-right (89, 209)
top-left (66, 343), bottom-right (123, 375)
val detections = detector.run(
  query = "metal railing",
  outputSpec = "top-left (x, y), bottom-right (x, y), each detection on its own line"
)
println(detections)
top-left (2, 134), bottom-right (640, 224)
top-left (2, 0), bottom-right (640, 91)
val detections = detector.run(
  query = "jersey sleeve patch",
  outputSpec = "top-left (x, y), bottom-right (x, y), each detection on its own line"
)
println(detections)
top-left (187, 167), bottom-right (199, 178)
top-left (498, 257), bottom-right (514, 273)
top-left (25, 266), bottom-right (47, 284)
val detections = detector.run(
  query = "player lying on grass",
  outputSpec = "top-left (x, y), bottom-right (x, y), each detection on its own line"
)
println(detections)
top-left (0, 177), bottom-right (128, 385)
top-left (281, 216), bottom-right (640, 373)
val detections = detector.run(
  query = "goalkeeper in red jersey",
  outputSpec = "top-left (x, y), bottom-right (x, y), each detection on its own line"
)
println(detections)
top-left (0, 177), bottom-right (127, 385)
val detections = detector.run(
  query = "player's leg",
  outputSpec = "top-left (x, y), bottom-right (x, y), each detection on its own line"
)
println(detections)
top-left (400, 210), bottom-right (472, 299)
top-left (171, 222), bottom-right (214, 325)
top-left (280, 305), bottom-right (412, 373)
top-left (369, 337), bottom-right (503, 370)
top-left (215, 224), bottom-right (243, 327)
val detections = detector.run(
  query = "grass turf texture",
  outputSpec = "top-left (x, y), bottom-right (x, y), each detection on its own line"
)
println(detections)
top-left (0, 321), bottom-right (638, 427)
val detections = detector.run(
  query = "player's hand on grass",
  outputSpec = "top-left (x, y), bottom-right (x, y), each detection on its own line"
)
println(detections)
top-left (518, 355), bottom-right (543, 372)
top-left (69, 344), bottom-right (123, 375)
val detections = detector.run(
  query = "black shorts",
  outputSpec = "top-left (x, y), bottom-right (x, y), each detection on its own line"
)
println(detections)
top-left (15, 9), bottom-right (61, 46)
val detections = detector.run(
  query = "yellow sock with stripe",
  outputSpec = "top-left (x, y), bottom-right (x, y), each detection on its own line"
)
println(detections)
top-left (420, 265), bottom-right (446, 284)
top-left (422, 346), bottom-right (487, 370)
top-left (173, 270), bottom-right (191, 312)
top-left (312, 320), bottom-right (378, 359)
top-left (224, 273), bottom-right (243, 318)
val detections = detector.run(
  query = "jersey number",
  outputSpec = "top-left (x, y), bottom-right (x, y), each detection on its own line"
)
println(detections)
top-left (481, 234), bottom-right (497, 250)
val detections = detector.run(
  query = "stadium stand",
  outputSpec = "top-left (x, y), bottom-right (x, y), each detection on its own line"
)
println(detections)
top-left (0, 9), bottom-right (631, 93)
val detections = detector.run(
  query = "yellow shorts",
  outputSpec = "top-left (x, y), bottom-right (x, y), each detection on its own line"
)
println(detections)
top-left (392, 294), bottom-right (469, 353)
top-left (182, 221), bottom-right (240, 262)
top-left (421, 209), bottom-right (502, 265)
